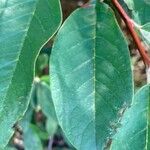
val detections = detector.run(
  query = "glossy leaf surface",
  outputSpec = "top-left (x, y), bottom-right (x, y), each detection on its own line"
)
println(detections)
top-left (50, 2), bottom-right (133, 150)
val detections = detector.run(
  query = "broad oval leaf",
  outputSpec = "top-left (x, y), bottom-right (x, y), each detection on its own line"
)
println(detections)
top-left (111, 84), bottom-right (150, 150)
top-left (0, 0), bottom-right (62, 148)
top-left (50, 2), bottom-right (133, 150)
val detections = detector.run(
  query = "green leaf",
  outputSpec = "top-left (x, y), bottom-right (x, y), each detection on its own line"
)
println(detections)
top-left (90, 0), bottom-right (96, 4)
top-left (124, 0), bottom-right (150, 25)
top-left (30, 124), bottom-right (49, 140)
top-left (35, 54), bottom-right (49, 76)
top-left (23, 123), bottom-right (43, 150)
top-left (50, 2), bottom-right (133, 150)
top-left (40, 75), bottom-right (50, 85)
top-left (37, 81), bottom-right (58, 136)
top-left (140, 23), bottom-right (150, 47)
top-left (46, 118), bottom-right (58, 136)
top-left (37, 82), bottom-right (57, 121)
top-left (111, 84), bottom-right (150, 150)
top-left (123, 0), bottom-right (134, 10)
top-left (123, 0), bottom-right (150, 49)
top-left (4, 147), bottom-right (16, 150)
top-left (0, 0), bottom-right (62, 147)
top-left (53, 148), bottom-right (75, 150)
top-left (20, 96), bottom-right (45, 149)
top-left (30, 81), bottom-right (38, 109)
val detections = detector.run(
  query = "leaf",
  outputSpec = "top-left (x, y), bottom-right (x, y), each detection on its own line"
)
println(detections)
top-left (23, 123), bottom-right (43, 150)
top-left (4, 147), bottom-right (16, 150)
top-left (50, 2), bottom-right (133, 150)
top-left (0, 0), bottom-right (62, 147)
top-left (30, 124), bottom-right (49, 140)
top-left (111, 84), bottom-right (150, 150)
top-left (19, 86), bottom-right (37, 127)
top-left (35, 54), bottom-right (49, 76)
top-left (123, 0), bottom-right (150, 50)
top-left (30, 81), bottom-right (38, 109)
top-left (37, 81), bottom-right (58, 136)
top-left (37, 82), bottom-right (57, 121)
top-left (123, 0), bottom-right (134, 10)
top-left (140, 23), bottom-right (150, 47)
top-left (46, 118), bottom-right (58, 136)
top-left (90, 0), bottom-right (96, 4)
top-left (40, 75), bottom-right (50, 85)
top-left (124, 0), bottom-right (150, 25)
top-left (20, 94), bottom-right (44, 149)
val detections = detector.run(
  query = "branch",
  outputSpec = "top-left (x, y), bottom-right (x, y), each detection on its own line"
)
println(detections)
top-left (112, 0), bottom-right (150, 66)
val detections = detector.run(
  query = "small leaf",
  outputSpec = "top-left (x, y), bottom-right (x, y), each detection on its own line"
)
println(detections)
top-left (46, 118), bottom-right (58, 136)
top-left (23, 123), bottom-right (43, 150)
top-left (124, 0), bottom-right (150, 24)
top-left (0, 0), bottom-right (62, 147)
top-left (50, 2), bottom-right (133, 150)
top-left (30, 124), bottom-right (49, 140)
top-left (35, 54), bottom-right (49, 76)
top-left (140, 23), bottom-right (150, 46)
top-left (4, 147), bottom-right (16, 150)
top-left (90, 0), bottom-right (96, 4)
top-left (124, 0), bottom-right (134, 10)
top-left (111, 84), bottom-right (150, 150)
top-left (37, 81), bottom-right (58, 136)
top-left (37, 82), bottom-right (57, 122)
top-left (40, 75), bottom-right (50, 85)
top-left (123, 0), bottom-right (150, 49)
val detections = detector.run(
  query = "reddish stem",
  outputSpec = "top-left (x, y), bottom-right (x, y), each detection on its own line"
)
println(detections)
top-left (112, 0), bottom-right (150, 66)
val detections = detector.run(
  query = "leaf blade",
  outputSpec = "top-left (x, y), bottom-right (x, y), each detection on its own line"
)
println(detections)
top-left (0, 0), bottom-right (62, 147)
top-left (123, 0), bottom-right (150, 48)
top-left (111, 84), bottom-right (150, 150)
top-left (124, 0), bottom-right (150, 25)
top-left (50, 2), bottom-right (133, 150)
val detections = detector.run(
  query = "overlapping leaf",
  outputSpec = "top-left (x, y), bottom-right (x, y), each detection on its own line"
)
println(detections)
top-left (124, 0), bottom-right (150, 47)
top-left (111, 84), bottom-right (150, 150)
top-left (37, 82), bottom-right (57, 121)
top-left (50, 2), bottom-right (133, 150)
top-left (124, 0), bottom-right (150, 24)
top-left (23, 123), bottom-right (43, 150)
top-left (0, 0), bottom-right (62, 148)
top-left (140, 23), bottom-right (150, 47)
top-left (37, 82), bottom-right (58, 136)
top-left (20, 80), bottom-right (58, 150)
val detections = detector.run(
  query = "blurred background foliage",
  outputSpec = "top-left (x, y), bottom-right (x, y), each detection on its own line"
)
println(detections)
top-left (6, 0), bottom-right (146, 149)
